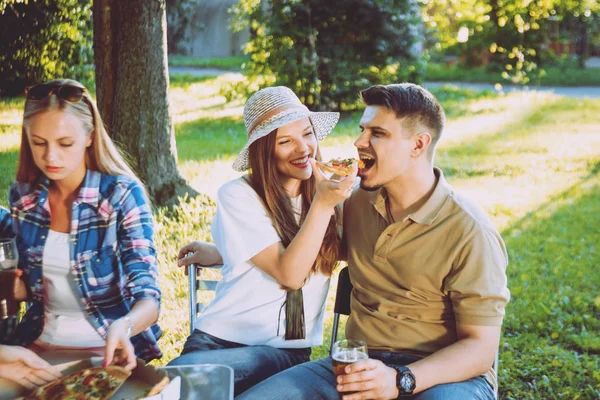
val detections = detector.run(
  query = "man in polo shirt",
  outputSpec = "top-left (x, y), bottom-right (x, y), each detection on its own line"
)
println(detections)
top-left (238, 83), bottom-right (510, 400)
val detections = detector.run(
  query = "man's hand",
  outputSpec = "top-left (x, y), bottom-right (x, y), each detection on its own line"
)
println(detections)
top-left (0, 345), bottom-right (61, 390)
top-left (336, 358), bottom-right (399, 400)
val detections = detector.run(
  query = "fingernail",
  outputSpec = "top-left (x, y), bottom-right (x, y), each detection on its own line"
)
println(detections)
top-left (102, 360), bottom-right (108, 367)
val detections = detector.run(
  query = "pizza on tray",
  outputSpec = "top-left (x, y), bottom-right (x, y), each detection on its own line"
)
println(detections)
top-left (317, 158), bottom-right (364, 176)
top-left (28, 366), bottom-right (131, 400)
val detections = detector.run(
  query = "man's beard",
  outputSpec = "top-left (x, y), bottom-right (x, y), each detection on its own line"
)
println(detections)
top-left (360, 180), bottom-right (382, 192)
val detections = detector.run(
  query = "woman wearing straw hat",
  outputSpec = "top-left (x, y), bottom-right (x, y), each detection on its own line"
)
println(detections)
top-left (171, 86), bottom-right (357, 395)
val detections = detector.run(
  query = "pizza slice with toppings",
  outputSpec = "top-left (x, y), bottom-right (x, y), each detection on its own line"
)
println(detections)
top-left (317, 158), bottom-right (364, 176)
top-left (28, 366), bottom-right (131, 400)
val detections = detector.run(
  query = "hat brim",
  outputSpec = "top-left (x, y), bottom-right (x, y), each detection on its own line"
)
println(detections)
top-left (232, 110), bottom-right (339, 172)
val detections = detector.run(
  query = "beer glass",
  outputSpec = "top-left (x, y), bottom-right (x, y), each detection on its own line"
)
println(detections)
top-left (0, 238), bottom-right (18, 271)
top-left (331, 339), bottom-right (368, 398)
top-left (0, 238), bottom-right (19, 320)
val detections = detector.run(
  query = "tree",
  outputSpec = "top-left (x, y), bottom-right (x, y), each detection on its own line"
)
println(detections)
top-left (93, 0), bottom-right (196, 206)
top-left (420, 0), bottom-right (600, 83)
top-left (0, 0), bottom-right (93, 96)
top-left (230, 0), bottom-right (424, 111)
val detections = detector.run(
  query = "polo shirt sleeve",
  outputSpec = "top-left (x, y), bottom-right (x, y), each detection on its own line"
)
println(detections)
top-left (212, 179), bottom-right (281, 268)
top-left (445, 225), bottom-right (510, 326)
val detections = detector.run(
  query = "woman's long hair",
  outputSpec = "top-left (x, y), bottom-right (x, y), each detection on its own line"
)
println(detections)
top-left (17, 79), bottom-right (146, 196)
top-left (247, 128), bottom-right (341, 278)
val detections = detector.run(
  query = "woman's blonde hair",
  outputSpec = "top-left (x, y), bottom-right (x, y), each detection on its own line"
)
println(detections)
top-left (17, 79), bottom-right (145, 194)
top-left (248, 129), bottom-right (341, 278)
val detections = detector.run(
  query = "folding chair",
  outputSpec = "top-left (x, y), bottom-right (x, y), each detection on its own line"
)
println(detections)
top-left (187, 263), bottom-right (222, 336)
top-left (329, 266), bottom-right (352, 354)
top-left (328, 265), bottom-right (500, 399)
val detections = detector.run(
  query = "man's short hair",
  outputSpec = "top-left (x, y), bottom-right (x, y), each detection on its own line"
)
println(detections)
top-left (360, 83), bottom-right (446, 150)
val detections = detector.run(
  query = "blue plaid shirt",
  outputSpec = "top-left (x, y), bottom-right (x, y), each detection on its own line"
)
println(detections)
top-left (9, 170), bottom-right (162, 361)
top-left (0, 206), bottom-right (12, 238)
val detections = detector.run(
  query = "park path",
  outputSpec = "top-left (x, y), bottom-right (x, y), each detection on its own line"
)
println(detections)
top-left (169, 66), bottom-right (600, 99)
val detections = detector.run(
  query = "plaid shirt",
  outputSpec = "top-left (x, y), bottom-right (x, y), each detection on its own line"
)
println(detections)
top-left (0, 206), bottom-right (12, 238)
top-left (9, 170), bottom-right (162, 361)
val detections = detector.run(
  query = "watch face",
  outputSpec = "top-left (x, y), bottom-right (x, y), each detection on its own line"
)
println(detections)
top-left (400, 374), bottom-right (415, 392)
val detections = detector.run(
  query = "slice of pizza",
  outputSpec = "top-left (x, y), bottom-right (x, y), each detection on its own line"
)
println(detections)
top-left (28, 366), bottom-right (131, 400)
top-left (317, 158), bottom-right (364, 176)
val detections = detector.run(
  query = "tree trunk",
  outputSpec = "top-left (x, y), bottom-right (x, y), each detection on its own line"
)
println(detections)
top-left (93, 0), bottom-right (197, 206)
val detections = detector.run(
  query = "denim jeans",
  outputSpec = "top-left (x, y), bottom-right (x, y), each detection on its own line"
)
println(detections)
top-left (167, 330), bottom-right (311, 396)
top-left (237, 351), bottom-right (495, 400)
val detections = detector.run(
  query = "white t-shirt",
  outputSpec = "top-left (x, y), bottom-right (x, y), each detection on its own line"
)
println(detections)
top-left (38, 230), bottom-right (105, 347)
top-left (197, 177), bottom-right (330, 348)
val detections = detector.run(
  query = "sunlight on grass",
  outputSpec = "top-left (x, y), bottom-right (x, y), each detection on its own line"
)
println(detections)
top-left (170, 74), bottom-right (245, 124)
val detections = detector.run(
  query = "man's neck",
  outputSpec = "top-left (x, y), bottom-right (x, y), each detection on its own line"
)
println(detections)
top-left (385, 166), bottom-right (437, 222)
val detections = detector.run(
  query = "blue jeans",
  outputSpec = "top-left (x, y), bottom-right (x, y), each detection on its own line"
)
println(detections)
top-left (167, 330), bottom-right (311, 396)
top-left (237, 351), bottom-right (495, 400)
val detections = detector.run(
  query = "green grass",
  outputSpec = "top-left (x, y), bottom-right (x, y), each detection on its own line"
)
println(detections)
top-left (169, 74), bottom-right (218, 89)
top-left (168, 55), bottom-right (245, 70)
top-left (426, 62), bottom-right (600, 86)
top-left (1, 76), bottom-right (600, 398)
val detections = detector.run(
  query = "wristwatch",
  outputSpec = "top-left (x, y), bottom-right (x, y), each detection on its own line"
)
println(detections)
top-left (387, 364), bottom-right (416, 397)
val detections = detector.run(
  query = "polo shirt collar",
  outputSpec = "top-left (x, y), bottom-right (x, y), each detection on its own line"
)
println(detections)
top-left (370, 167), bottom-right (452, 225)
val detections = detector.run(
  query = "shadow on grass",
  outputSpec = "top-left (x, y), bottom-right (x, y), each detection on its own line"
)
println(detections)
top-left (498, 164), bottom-right (600, 398)
top-left (175, 116), bottom-right (246, 162)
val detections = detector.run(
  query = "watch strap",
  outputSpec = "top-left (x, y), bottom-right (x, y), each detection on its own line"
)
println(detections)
top-left (385, 364), bottom-right (416, 397)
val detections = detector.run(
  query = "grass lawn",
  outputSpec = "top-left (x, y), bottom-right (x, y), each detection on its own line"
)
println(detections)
top-left (166, 55), bottom-right (600, 87)
top-left (1, 76), bottom-right (599, 399)
top-left (168, 55), bottom-right (246, 70)
top-left (426, 61), bottom-right (600, 87)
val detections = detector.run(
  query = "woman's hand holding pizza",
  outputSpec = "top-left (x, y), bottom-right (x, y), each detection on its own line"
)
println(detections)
top-left (310, 158), bottom-right (358, 209)
top-left (0, 345), bottom-right (61, 389)
top-left (104, 318), bottom-right (137, 371)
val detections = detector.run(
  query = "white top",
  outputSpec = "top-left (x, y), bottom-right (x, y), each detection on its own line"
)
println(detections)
top-left (38, 230), bottom-right (105, 347)
top-left (197, 177), bottom-right (330, 348)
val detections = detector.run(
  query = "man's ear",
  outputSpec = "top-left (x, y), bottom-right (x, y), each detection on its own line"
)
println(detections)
top-left (411, 132), bottom-right (432, 158)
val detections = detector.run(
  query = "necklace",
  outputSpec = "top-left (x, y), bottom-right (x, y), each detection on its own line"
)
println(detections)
top-left (385, 197), bottom-right (395, 224)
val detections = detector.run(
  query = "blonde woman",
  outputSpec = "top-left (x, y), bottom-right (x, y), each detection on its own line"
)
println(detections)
top-left (10, 79), bottom-right (162, 371)
top-left (171, 86), bottom-right (357, 395)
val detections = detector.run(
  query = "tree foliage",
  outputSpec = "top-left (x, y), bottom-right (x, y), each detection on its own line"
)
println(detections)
top-left (230, 0), bottom-right (424, 110)
top-left (420, 0), bottom-right (600, 84)
top-left (0, 0), bottom-right (93, 96)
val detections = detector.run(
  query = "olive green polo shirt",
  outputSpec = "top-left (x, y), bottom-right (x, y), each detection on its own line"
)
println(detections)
top-left (343, 168), bottom-right (510, 390)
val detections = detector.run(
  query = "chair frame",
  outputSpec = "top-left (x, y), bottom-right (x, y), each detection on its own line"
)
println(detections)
top-left (329, 266), bottom-right (499, 399)
top-left (188, 263), bottom-right (222, 336)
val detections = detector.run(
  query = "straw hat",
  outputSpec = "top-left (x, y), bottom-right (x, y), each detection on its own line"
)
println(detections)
top-left (232, 86), bottom-right (340, 171)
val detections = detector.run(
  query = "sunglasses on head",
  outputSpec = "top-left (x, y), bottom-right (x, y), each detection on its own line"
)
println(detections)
top-left (25, 84), bottom-right (87, 103)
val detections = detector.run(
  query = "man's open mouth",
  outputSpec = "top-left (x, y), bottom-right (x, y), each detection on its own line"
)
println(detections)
top-left (359, 154), bottom-right (375, 170)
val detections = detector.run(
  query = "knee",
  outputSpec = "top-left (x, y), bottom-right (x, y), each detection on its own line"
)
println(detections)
top-left (414, 378), bottom-right (493, 400)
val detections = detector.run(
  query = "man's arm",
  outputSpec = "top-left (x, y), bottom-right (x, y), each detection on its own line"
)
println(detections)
top-left (335, 323), bottom-right (500, 399)
top-left (407, 323), bottom-right (500, 393)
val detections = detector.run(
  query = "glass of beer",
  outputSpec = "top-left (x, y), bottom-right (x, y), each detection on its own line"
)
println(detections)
top-left (0, 238), bottom-right (19, 319)
top-left (0, 238), bottom-right (18, 271)
top-left (331, 339), bottom-right (368, 397)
